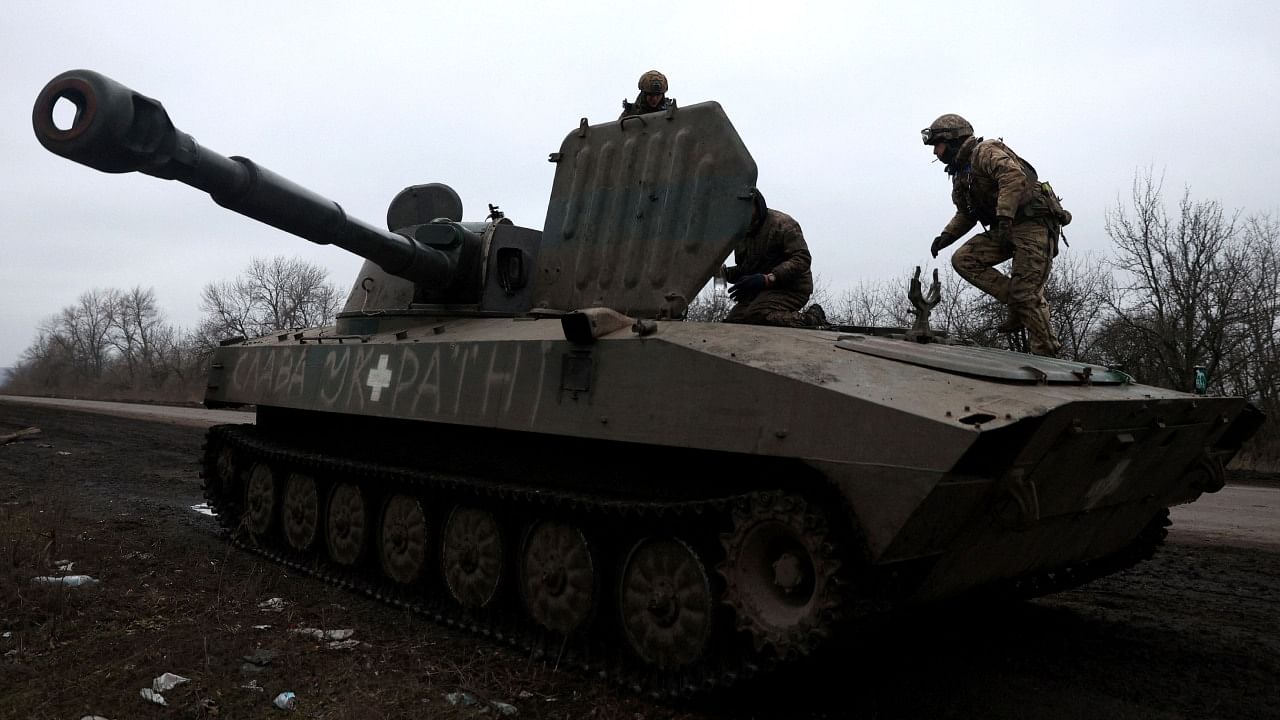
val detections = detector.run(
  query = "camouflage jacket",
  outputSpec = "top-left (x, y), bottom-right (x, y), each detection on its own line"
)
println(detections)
top-left (619, 94), bottom-right (676, 119)
top-left (724, 209), bottom-right (813, 293)
top-left (941, 136), bottom-right (1040, 239)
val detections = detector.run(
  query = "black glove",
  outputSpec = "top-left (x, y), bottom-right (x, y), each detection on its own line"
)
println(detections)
top-left (930, 234), bottom-right (954, 259)
top-left (993, 216), bottom-right (1013, 243)
top-left (728, 273), bottom-right (768, 302)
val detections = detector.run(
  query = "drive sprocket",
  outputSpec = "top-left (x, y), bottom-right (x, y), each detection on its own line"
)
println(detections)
top-left (718, 492), bottom-right (842, 658)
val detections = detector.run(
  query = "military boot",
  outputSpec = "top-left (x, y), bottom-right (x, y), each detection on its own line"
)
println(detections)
top-left (804, 304), bottom-right (828, 328)
top-left (997, 314), bottom-right (1023, 333)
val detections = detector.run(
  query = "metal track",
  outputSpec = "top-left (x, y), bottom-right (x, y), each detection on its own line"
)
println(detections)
top-left (202, 423), bottom-right (788, 697)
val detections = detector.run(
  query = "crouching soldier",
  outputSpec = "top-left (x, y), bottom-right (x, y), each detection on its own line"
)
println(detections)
top-left (724, 189), bottom-right (827, 328)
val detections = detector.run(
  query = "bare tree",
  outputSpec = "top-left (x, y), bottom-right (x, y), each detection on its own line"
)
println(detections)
top-left (197, 257), bottom-right (342, 348)
top-left (685, 281), bottom-right (733, 323)
top-left (1043, 251), bottom-right (1113, 363)
top-left (106, 286), bottom-right (177, 388)
top-left (831, 278), bottom-right (905, 327)
top-left (63, 289), bottom-right (116, 379)
top-left (1103, 169), bottom-right (1254, 391)
top-left (1223, 215), bottom-right (1280, 410)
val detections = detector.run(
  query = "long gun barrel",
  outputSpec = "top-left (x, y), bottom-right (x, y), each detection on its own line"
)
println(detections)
top-left (33, 69), bottom-right (456, 287)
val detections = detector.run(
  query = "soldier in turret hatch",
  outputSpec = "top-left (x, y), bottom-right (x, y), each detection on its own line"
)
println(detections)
top-left (620, 70), bottom-right (676, 118)
top-left (723, 189), bottom-right (827, 328)
top-left (923, 113), bottom-right (1070, 357)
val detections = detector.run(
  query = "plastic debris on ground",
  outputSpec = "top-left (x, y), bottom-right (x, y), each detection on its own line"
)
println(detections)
top-left (0, 426), bottom-right (40, 445)
top-left (273, 691), bottom-right (297, 710)
top-left (54, 559), bottom-right (76, 572)
top-left (152, 672), bottom-right (190, 692)
top-left (139, 688), bottom-right (167, 706)
top-left (327, 639), bottom-right (361, 650)
top-left (31, 575), bottom-right (99, 587)
top-left (253, 624), bottom-right (272, 630)
top-left (190, 503), bottom-right (218, 516)
top-left (241, 679), bottom-right (265, 693)
top-left (291, 628), bottom-right (354, 641)
top-left (446, 692), bottom-right (477, 707)
top-left (445, 692), bottom-right (519, 715)
top-left (257, 597), bottom-right (289, 612)
top-left (56, 451), bottom-right (72, 456)
top-left (2, 632), bottom-right (11, 639)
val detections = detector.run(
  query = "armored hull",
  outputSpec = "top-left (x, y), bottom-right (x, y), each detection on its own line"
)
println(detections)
top-left (34, 70), bottom-right (1261, 694)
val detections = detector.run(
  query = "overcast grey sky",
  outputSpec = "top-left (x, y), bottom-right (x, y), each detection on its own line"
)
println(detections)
top-left (2, 1), bottom-right (1277, 368)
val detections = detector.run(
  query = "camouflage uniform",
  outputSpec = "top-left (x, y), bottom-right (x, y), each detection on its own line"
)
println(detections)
top-left (724, 208), bottom-right (817, 327)
top-left (619, 94), bottom-right (675, 118)
top-left (940, 136), bottom-right (1062, 356)
top-left (620, 70), bottom-right (675, 119)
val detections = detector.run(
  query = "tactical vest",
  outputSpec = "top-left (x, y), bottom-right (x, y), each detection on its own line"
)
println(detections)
top-left (956, 139), bottom-right (1069, 227)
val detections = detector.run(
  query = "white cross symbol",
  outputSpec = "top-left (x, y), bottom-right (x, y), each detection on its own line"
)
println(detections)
top-left (367, 354), bottom-right (393, 401)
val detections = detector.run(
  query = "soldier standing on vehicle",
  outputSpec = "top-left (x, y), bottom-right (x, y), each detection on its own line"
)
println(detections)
top-left (923, 114), bottom-right (1070, 357)
top-left (620, 70), bottom-right (676, 118)
top-left (723, 189), bottom-right (827, 328)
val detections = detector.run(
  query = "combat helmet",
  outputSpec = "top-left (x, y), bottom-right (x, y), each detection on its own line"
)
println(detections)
top-left (921, 114), bottom-right (973, 145)
top-left (638, 70), bottom-right (668, 95)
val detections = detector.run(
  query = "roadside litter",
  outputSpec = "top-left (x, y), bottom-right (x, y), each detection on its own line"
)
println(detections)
top-left (0, 427), bottom-right (40, 445)
top-left (31, 575), bottom-right (99, 587)
top-left (445, 692), bottom-right (519, 716)
top-left (152, 672), bottom-right (189, 692)
top-left (291, 628), bottom-right (353, 641)
top-left (138, 672), bottom-right (189, 707)
top-left (273, 691), bottom-right (297, 710)
top-left (290, 627), bottom-right (362, 649)
top-left (257, 597), bottom-right (289, 612)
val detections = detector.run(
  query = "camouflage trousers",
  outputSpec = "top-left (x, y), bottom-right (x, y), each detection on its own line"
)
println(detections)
top-left (951, 220), bottom-right (1062, 357)
top-left (725, 288), bottom-right (816, 328)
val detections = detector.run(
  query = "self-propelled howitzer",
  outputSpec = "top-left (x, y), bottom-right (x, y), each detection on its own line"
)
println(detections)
top-left (34, 69), bottom-right (1263, 696)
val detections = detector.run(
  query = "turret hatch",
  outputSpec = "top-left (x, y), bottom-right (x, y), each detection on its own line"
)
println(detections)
top-left (536, 103), bottom-right (758, 317)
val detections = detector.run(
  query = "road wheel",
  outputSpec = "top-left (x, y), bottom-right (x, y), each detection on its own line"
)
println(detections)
top-left (380, 494), bottom-right (428, 585)
top-left (282, 473), bottom-right (319, 551)
top-left (441, 506), bottom-right (503, 608)
top-left (520, 521), bottom-right (595, 633)
top-left (244, 463), bottom-right (276, 538)
top-left (618, 537), bottom-right (713, 669)
top-left (326, 483), bottom-right (367, 566)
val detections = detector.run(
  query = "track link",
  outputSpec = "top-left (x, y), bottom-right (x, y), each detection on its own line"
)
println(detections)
top-left (202, 423), bottom-right (786, 697)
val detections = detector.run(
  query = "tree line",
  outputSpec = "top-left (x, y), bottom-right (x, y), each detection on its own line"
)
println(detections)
top-left (5, 171), bottom-right (1276, 461)
top-left (3, 257), bottom-right (342, 403)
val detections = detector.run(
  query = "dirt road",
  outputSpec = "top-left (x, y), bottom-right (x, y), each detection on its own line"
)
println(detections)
top-left (1, 398), bottom-right (1277, 719)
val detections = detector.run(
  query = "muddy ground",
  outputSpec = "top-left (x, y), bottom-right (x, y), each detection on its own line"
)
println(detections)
top-left (1, 402), bottom-right (1277, 720)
